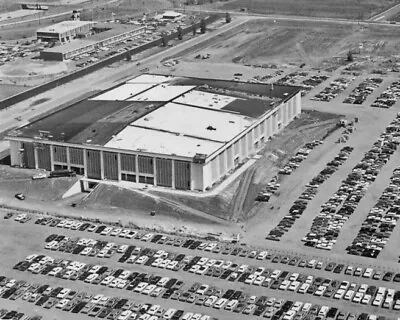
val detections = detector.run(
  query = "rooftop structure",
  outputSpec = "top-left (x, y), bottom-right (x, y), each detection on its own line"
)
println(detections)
top-left (7, 74), bottom-right (302, 191)
top-left (37, 21), bottom-right (95, 43)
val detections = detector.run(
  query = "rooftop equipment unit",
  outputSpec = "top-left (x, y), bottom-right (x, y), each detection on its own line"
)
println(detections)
top-left (193, 153), bottom-right (207, 164)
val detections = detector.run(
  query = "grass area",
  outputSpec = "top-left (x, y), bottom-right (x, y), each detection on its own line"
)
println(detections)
top-left (80, 184), bottom-right (222, 225)
top-left (218, 0), bottom-right (396, 19)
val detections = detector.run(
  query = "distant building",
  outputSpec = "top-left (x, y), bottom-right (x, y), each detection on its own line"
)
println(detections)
top-left (36, 20), bottom-right (95, 43)
top-left (39, 23), bottom-right (146, 61)
top-left (155, 11), bottom-right (183, 21)
top-left (6, 74), bottom-right (302, 192)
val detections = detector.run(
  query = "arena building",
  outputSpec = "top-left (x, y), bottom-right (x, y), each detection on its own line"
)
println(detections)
top-left (6, 74), bottom-right (301, 191)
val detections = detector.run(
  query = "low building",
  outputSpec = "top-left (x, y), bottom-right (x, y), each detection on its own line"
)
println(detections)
top-left (36, 20), bottom-right (95, 43)
top-left (6, 74), bottom-right (302, 191)
top-left (40, 23), bottom-right (146, 61)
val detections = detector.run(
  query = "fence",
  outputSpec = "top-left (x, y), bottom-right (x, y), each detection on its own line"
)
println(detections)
top-left (0, 14), bottom-right (221, 111)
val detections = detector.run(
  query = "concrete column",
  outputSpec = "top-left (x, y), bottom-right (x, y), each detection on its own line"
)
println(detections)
top-left (66, 146), bottom-right (71, 170)
top-left (49, 145), bottom-right (54, 171)
top-left (227, 146), bottom-right (234, 170)
top-left (100, 150), bottom-right (104, 180)
top-left (34, 145), bottom-right (39, 169)
top-left (153, 157), bottom-right (157, 186)
top-left (296, 92), bottom-right (301, 115)
top-left (248, 131), bottom-right (254, 154)
top-left (117, 153), bottom-right (121, 182)
top-left (241, 136), bottom-right (247, 158)
top-left (267, 116), bottom-right (272, 138)
top-left (83, 148), bottom-right (87, 177)
top-left (219, 150), bottom-right (227, 177)
top-left (171, 160), bottom-right (175, 189)
top-left (135, 155), bottom-right (139, 183)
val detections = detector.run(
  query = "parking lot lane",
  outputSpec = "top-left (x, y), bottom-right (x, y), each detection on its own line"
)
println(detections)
top-left (333, 153), bottom-right (400, 257)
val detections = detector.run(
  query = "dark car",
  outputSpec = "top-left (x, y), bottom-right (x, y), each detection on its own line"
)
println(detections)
top-left (15, 193), bottom-right (25, 200)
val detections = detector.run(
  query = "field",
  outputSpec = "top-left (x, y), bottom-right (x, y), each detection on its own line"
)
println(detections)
top-left (216, 0), bottom-right (396, 19)
top-left (175, 20), bottom-right (400, 69)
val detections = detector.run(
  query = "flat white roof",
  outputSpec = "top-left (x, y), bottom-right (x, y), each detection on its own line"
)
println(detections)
top-left (127, 84), bottom-right (195, 102)
top-left (37, 20), bottom-right (93, 34)
top-left (163, 11), bottom-right (182, 17)
top-left (127, 74), bottom-right (174, 84)
top-left (173, 90), bottom-right (239, 110)
top-left (105, 126), bottom-right (223, 158)
top-left (90, 83), bottom-right (155, 101)
top-left (132, 103), bottom-right (255, 142)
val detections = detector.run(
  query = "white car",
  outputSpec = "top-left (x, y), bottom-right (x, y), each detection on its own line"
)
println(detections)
top-left (142, 284), bottom-right (156, 295)
top-left (55, 298), bottom-right (70, 309)
top-left (117, 310), bottom-right (132, 320)
top-left (224, 300), bottom-right (238, 311)
top-left (213, 298), bottom-right (227, 309)
top-left (163, 308), bottom-right (177, 320)
top-left (110, 228), bottom-right (122, 237)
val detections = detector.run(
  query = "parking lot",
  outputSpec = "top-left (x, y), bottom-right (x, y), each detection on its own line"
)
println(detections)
top-left (1, 209), bottom-right (400, 320)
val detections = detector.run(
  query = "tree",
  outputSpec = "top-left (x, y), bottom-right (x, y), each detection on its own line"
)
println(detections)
top-left (125, 52), bottom-right (131, 61)
top-left (177, 26), bottom-right (183, 40)
top-left (191, 23), bottom-right (196, 36)
top-left (347, 50), bottom-right (353, 62)
top-left (200, 18), bottom-right (206, 34)
top-left (161, 32), bottom-right (168, 47)
top-left (225, 12), bottom-right (231, 23)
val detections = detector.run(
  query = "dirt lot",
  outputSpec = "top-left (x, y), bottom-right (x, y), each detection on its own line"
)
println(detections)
top-left (173, 19), bottom-right (400, 71)
top-left (213, 0), bottom-right (395, 19)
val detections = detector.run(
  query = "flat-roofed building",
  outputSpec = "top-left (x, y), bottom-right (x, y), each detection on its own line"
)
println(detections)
top-left (39, 23), bottom-right (146, 61)
top-left (36, 20), bottom-right (95, 42)
top-left (6, 74), bottom-right (302, 191)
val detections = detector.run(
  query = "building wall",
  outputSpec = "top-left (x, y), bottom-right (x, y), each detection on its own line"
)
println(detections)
top-left (40, 51), bottom-right (64, 61)
top-left (40, 27), bottom-right (145, 61)
top-left (190, 163), bottom-right (203, 191)
top-left (10, 140), bottom-right (21, 167)
top-left (7, 91), bottom-right (301, 191)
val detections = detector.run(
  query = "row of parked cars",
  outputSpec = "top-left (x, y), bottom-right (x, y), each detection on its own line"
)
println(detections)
top-left (279, 140), bottom-right (323, 175)
top-left (0, 269), bottom-right (210, 320)
top-left (0, 309), bottom-right (41, 320)
top-left (276, 71), bottom-right (309, 86)
top-left (302, 113), bottom-right (400, 252)
top-left (311, 77), bottom-right (354, 102)
top-left (346, 165), bottom-right (400, 257)
top-left (266, 146), bottom-right (354, 241)
top-left (299, 75), bottom-right (330, 96)
top-left (40, 230), bottom-right (400, 287)
top-left (6, 212), bottom-right (399, 285)
top-left (343, 77), bottom-right (383, 104)
top-left (13, 253), bottom-right (366, 320)
top-left (371, 80), bottom-right (400, 109)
